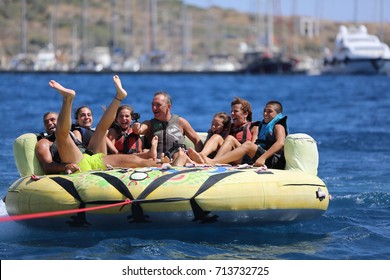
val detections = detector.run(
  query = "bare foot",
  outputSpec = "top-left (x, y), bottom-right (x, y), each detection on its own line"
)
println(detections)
top-left (171, 148), bottom-right (188, 167)
top-left (188, 147), bottom-right (204, 164)
top-left (200, 154), bottom-right (215, 166)
top-left (161, 154), bottom-right (171, 164)
top-left (148, 135), bottom-right (158, 160)
top-left (184, 155), bottom-right (197, 165)
top-left (48, 80), bottom-right (75, 99)
top-left (113, 75), bottom-right (127, 101)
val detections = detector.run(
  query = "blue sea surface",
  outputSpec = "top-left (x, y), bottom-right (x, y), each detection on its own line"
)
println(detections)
top-left (0, 72), bottom-right (389, 260)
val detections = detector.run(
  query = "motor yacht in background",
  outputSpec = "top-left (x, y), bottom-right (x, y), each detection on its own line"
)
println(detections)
top-left (33, 44), bottom-right (57, 71)
top-left (322, 25), bottom-right (390, 74)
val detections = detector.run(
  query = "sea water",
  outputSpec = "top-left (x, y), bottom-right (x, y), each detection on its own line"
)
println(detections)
top-left (0, 73), bottom-right (389, 261)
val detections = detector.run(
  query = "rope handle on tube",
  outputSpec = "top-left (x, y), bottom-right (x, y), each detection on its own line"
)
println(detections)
top-left (0, 199), bottom-right (131, 223)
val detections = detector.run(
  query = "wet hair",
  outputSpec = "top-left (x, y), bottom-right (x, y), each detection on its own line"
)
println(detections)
top-left (266, 100), bottom-right (283, 114)
top-left (214, 112), bottom-right (231, 130)
top-left (116, 104), bottom-right (133, 119)
top-left (42, 111), bottom-right (57, 122)
top-left (74, 106), bottom-right (92, 120)
top-left (154, 91), bottom-right (172, 105)
top-left (231, 96), bottom-right (252, 122)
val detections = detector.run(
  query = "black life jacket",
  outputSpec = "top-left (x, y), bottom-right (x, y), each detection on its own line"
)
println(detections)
top-left (36, 132), bottom-right (62, 163)
top-left (39, 131), bottom-right (88, 163)
top-left (205, 128), bottom-right (229, 143)
top-left (254, 116), bottom-right (288, 151)
top-left (36, 132), bottom-right (56, 142)
top-left (71, 124), bottom-right (94, 147)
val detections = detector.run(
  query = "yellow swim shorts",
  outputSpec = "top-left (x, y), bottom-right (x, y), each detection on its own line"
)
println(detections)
top-left (77, 153), bottom-right (107, 172)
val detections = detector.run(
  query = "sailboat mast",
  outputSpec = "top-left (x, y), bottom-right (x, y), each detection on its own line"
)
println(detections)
top-left (21, 0), bottom-right (27, 54)
top-left (267, 0), bottom-right (274, 54)
top-left (111, 0), bottom-right (119, 52)
top-left (181, 1), bottom-right (189, 63)
top-left (124, 0), bottom-right (133, 55)
top-left (150, 0), bottom-right (157, 52)
top-left (289, 0), bottom-right (296, 56)
top-left (353, 0), bottom-right (359, 24)
top-left (256, 0), bottom-right (261, 48)
top-left (50, 0), bottom-right (58, 52)
top-left (380, 0), bottom-right (384, 41)
top-left (81, 0), bottom-right (88, 61)
top-left (72, 21), bottom-right (78, 65)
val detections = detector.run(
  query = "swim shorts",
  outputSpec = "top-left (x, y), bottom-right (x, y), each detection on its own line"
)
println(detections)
top-left (244, 145), bottom-right (285, 169)
top-left (77, 153), bottom-right (107, 172)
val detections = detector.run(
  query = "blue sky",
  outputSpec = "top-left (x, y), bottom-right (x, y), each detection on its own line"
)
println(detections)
top-left (185, 0), bottom-right (389, 23)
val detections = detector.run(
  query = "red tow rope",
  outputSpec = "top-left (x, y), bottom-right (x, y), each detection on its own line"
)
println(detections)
top-left (0, 199), bottom-right (131, 223)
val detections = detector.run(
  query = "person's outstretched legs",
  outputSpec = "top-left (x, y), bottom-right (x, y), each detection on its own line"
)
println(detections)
top-left (200, 134), bottom-right (224, 156)
top-left (131, 136), bottom-right (158, 160)
top-left (187, 147), bottom-right (204, 163)
top-left (102, 136), bottom-right (158, 168)
top-left (200, 141), bottom-right (257, 166)
top-left (48, 80), bottom-right (84, 164)
top-left (88, 75), bottom-right (127, 154)
top-left (213, 135), bottom-right (242, 159)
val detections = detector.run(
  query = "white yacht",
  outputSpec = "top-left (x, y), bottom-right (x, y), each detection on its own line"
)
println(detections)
top-left (322, 25), bottom-right (390, 74)
top-left (34, 44), bottom-right (57, 71)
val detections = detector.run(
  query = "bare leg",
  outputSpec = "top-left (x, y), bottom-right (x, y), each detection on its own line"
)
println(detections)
top-left (48, 80), bottom-right (83, 164)
top-left (161, 154), bottom-right (171, 163)
top-left (102, 135), bottom-right (160, 168)
top-left (188, 147), bottom-right (204, 164)
top-left (88, 75), bottom-right (127, 154)
top-left (171, 148), bottom-right (197, 166)
top-left (214, 135), bottom-right (242, 160)
top-left (200, 154), bottom-right (216, 166)
top-left (200, 134), bottom-right (224, 156)
top-left (148, 135), bottom-right (158, 160)
top-left (102, 154), bottom-right (158, 168)
top-left (136, 136), bottom-right (158, 160)
top-left (187, 135), bottom-right (224, 164)
top-left (170, 149), bottom-right (185, 166)
top-left (202, 142), bottom-right (258, 166)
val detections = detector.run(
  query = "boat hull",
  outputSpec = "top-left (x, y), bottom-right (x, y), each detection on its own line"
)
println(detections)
top-left (322, 58), bottom-right (390, 75)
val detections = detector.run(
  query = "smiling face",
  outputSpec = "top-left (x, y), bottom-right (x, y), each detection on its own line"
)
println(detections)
top-left (231, 104), bottom-right (248, 127)
top-left (116, 108), bottom-right (132, 130)
top-left (152, 94), bottom-right (171, 121)
top-left (263, 104), bottom-right (278, 124)
top-left (210, 116), bottom-right (225, 134)
top-left (75, 107), bottom-right (93, 128)
top-left (43, 112), bottom-right (58, 134)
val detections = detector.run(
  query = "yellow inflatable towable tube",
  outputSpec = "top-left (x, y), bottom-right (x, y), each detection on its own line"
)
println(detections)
top-left (6, 133), bottom-right (330, 227)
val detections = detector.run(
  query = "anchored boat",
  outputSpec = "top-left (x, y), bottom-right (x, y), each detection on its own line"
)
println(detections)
top-left (322, 25), bottom-right (390, 75)
top-left (5, 132), bottom-right (329, 228)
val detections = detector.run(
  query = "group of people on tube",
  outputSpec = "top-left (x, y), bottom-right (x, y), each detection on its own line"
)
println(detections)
top-left (36, 75), bottom-right (287, 175)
